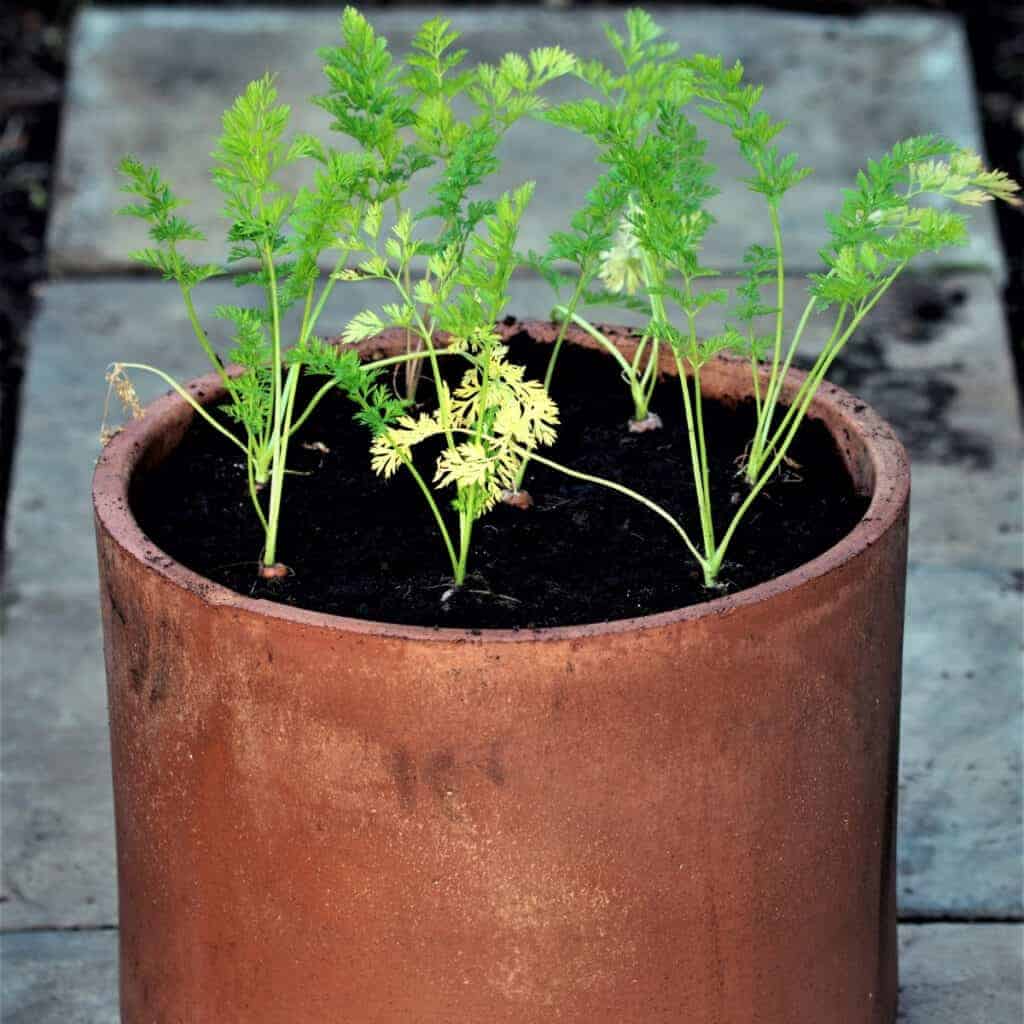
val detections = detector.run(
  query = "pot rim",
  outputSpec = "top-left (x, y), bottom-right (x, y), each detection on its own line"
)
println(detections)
top-left (92, 320), bottom-right (910, 643)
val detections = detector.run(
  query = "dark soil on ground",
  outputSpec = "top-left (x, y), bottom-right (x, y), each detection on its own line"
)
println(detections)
top-left (0, 5), bottom-right (67, 570)
top-left (133, 335), bottom-right (869, 629)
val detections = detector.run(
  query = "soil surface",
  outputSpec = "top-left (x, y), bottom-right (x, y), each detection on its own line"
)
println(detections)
top-left (133, 335), bottom-right (869, 629)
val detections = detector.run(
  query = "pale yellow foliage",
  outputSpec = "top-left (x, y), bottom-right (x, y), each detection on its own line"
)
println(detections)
top-left (909, 151), bottom-right (1021, 207)
top-left (370, 345), bottom-right (559, 515)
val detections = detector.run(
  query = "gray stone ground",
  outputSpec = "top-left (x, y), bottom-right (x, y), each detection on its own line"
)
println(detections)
top-left (3, 5), bottom-right (1022, 1020)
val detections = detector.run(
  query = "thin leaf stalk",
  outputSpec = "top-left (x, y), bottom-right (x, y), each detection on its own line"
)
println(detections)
top-left (633, 245), bottom-right (668, 421)
top-left (708, 263), bottom-right (907, 584)
top-left (402, 450), bottom-right (460, 576)
top-left (264, 245), bottom-right (284, 441)
top-left (449, 427), bottom-right (708, 569)
top-left (246, 447), bottom-right (270, 533)
top-left (543, 274), bottom-right (589, 393)
top-left (350, 379), bottom-right (460, 575)
top-left (509, 286), bottom-right (583, 493)
top-left (455, 502), bottom-right (474, 586)
top-left (288, 349), bottom-right (461, 440)
top-left (746, 265), bottom-right (843, 483)
top-left (391, 271), bottom-right (456, 447)
top-left (673, 350), bottom-right (714, 562)
top-left (745, 288), bottom-right (817, 483)
top-left (181, 286), bottom-right (236, 399)
top-left (754, 303), bottom-right (849, 470)
top-left (262, 362), bottom-right (301, 566)
top-left (767, 202), bottom-right (786, 395)
top-left (691, 362), bottom-right (714, 548)
top-left (108, 362), bottom-right (249, 456)
top-left (393, 197), bottom-right (425, 400)
top-left (551, 306), bottom-right (635, 379)
top-left (761, 262), bottom-right (904, 469)
top-left (672, 268), bottom-right (716, 564)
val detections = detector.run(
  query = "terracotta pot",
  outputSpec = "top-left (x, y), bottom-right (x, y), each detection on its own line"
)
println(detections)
top-left (93, 322), bottom-right (909, 1023)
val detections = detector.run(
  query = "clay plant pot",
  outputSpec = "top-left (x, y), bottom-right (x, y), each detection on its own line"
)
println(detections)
top-left (93, 322), bottom-right (909, 1024)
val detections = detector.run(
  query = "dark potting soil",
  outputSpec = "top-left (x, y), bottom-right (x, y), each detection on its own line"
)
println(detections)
top-left (133, 334), bottom-right (870, 629)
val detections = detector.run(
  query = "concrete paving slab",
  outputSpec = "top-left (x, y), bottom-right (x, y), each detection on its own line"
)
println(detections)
top-left (810, 272), bottom-right (1023, 573)
top-left (1, 592), bottom-right (115, 931)
top-left (898, 565), bottom-right (1024, 918)
top-left (49, 6), bottom-right (1001, 276)
top-left (1, 924), bottom-right (1019, 1022)
top-left (0, 929), bottom-right (118, 1024)
top-left (3, 275), bottom-right (1020, 927)
top-left (896, 925), bottom-right (1024, 1023)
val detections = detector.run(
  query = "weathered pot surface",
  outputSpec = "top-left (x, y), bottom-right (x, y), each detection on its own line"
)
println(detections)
top-left (94, 322), bottom-right (909, 1023)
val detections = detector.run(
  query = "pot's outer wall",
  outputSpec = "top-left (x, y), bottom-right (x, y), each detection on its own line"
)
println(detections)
top-left (94, 330), bottom-right (908, 1024)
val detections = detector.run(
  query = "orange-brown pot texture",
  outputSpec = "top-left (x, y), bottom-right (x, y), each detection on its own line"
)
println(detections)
top-left (94, 325), bottom-right (909, 1024)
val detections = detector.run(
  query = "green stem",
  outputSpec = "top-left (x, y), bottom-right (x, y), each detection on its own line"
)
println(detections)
top-left (745, 289), bottom-right (819, 483)
top-left (767, 203), bottom-right (786, 396)
top-left (111, 363), bottom-right (249, 456)
top-left (674, 351), bottom-right (714, 560)
top-left (750, 343), bottom-right (763, 421)
top-left (246, 446), bottom-right (269, 533)
top-left (543, 275), bottom-right (588, 394)
top-left (552, 307), bottom-right (635, 378)
top-left (294, 240), bottom-right (356, 355)
top-left (391, 272), bottom-right (455, 448)
top-left (762, 263), bottom-right (904, 467)
top-left (181, 286), bottom-right (236, 399)
top-left (448, 428), bottom-right (707, 570)
top-left (264, 245), bottom-right (283, 438)
top-left (635, 247), bottom-right (670, 421)
top-left (455, 502), bottom-right (473, 586)
top-left (300, 284), bottom-right (315, 347)
top-left (288, 349), bottom-right (463, 440)
top-left (673, 268), bottom-right (716, 562)
top-left (391, 197), bottom-right (423, 401)
top-left (517, 446), bottom-right (707, 570)
top-left (262, 362), bottom-right (300, 567)
top-left (351, 380), bottom-right (460, 577)
top-left (399, 450), bottom-right (459, 577)
top-left (631, 332), bottom-right (652, 381)
top-left (639, 334), bottom-right (661, 410)
top-left (692, 362), bottom-right (715, 553)
top-left (711, 264), bottom-right (907, 582)
top-left (713, 353), bottom-right (834, 583)
top-left (757, 303), bottom-right (849, 468)
top-left (740, 202), bottom-right (785, 473)
top-left (511, 296), bottom-right (578, 493)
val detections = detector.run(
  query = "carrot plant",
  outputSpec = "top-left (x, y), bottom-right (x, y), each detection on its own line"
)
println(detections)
top-left (526, 10), bottom-right (691, 434)
top-left (342, 185), bottom-right (558, 586)
top-left (105, 9), bottom-right (575, 581)
top-left (109, 73), bottom-right (383, 577)
top-left (315, 7), bottom-right (575, 401)
top-left (532, 8), bottom-right (1020, 588)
